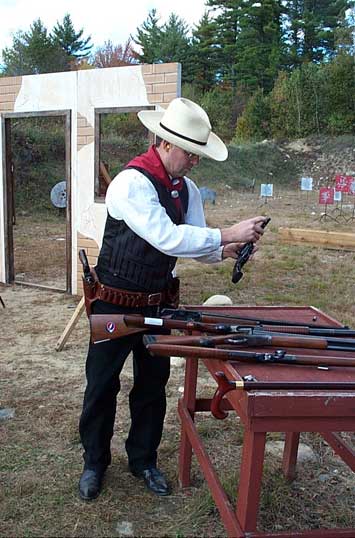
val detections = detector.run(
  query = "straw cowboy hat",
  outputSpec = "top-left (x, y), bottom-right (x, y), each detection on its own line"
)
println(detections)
top-left (138, 97), bottom-right (228, 162)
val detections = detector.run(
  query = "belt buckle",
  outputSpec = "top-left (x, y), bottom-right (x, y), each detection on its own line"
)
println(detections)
top-left (147, 293), bottom-right (162, 306)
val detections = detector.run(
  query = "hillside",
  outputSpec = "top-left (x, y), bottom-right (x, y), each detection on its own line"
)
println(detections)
top-left (193, 135), bottom-right (355, 191)
top-left (11, 128), bottom-right (355, 214)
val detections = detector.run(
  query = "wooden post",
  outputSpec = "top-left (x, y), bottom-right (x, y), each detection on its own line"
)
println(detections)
top-left (55, 296), bottom-right (85, 351)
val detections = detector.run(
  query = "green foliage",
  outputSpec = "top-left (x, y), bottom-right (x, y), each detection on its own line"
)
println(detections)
top-left (1, 14), bottom-right (92, 75)
top-left (191, 141), bottom-right (298, 188)
top-left (133, 9), bottom-right (192, 82)
top-left (322, 52), bottom-right (355, 134)
top-left (284, 0), bottom-right (352, 65)
top-left (99, 112), bottom-right (150, 179)
top-left (11, 117), bottom-right (66, 213)
top-left (234, 89), bottom-right (271, 142)
top-left (265, 54), bottom-right (355, 139)
top-left (189, 13), bottom-right (221, 91)
top-left (52, 13), bottom-right (92, 66)
top-left (235, 0), bottom-right (286, 92)
top-left (200, 86), bottom-right (234, 141)
top-left (2, 19), bottom-right (66, 75)
top-left (132, 9), bottom-right (163, 63)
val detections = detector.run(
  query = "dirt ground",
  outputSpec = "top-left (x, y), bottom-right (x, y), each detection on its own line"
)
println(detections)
top-left (1, 188), bottom-right (355, 537)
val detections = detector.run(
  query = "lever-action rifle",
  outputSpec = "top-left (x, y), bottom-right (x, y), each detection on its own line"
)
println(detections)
top-left (143, 340), bottom-right (355, 368)
top-left (143, 332), bottom-right (355, 352)
top-left (89, 313), bottom-right (355, 352)
top-left (160, 308), bottom-right (353, 336)
top-left (232, 216), bottom-right (271, 284)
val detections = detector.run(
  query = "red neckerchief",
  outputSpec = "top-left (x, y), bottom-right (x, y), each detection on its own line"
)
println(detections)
top-left (125, 145), bottom-right (184, 214)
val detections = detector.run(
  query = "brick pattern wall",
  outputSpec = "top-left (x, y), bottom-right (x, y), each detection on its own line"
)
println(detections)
top-left (0, 76), bottom-right (22, 112)
top-left (142, 63), bottom-right (180, 108)
top-left (76, 233), bottom-right (99, 295)
top-left (77, 112), bottom-right (94, 151)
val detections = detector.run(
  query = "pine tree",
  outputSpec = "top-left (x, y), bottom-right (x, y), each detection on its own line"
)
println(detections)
top-left (52, 13), bottom-right (92, 68)
top-left (2, 19), bottom-right (66, 75)
top-left (189, 13), bottom-right (221, 91)
top-left (235, 0), bottom-right (285, 92)
top-left (206, 0), bottom-right (285, 92)
top-left (1, 15), bottom-right (92, 75)
top-left (284, 0), bottom-right (351, 64)
top-left (206, 0), bottom-right (245, 89)
top-left (132, 9), bottom-right (163, 64)
top-left (133, 10), bottom-right (193, 82)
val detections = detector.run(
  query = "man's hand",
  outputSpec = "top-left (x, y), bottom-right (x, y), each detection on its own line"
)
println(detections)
top-left (220, 216), bottom-right (267, 245)
top-left (222, 242), bottom-right (258, 260)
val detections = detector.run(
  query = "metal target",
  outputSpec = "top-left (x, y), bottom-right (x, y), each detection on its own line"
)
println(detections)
top-left (50, 181), bottom-right (67, 208)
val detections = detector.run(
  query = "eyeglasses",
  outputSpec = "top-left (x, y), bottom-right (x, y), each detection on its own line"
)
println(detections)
top-left (182, 149), bottom-right (200, 162)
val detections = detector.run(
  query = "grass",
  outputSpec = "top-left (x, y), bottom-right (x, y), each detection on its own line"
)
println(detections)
top-left (1, 186), bottom-right (355, 537)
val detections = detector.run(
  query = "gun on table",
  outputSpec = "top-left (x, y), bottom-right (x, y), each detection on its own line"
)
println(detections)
top-left (142, 340), bottom-right (355, 368)
top-left (89, 313), bottom-right (355, 352)
top-left (143, 332), bottom-right (355, 353)
top-left (161, 308), bottom-right (354, 336)
top-left (232, 216), bottom-right (271, 284)
top-left (90, 313), bottom-right (328, 344)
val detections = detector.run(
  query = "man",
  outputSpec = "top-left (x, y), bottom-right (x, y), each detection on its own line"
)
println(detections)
top-left (78, 97), bottom-right (267, 501)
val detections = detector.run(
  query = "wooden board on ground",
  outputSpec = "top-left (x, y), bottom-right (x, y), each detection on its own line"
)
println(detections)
top-left (55, 296), bottom-right (85, 351)
top-left (279, 227), bottom-right (355, 251)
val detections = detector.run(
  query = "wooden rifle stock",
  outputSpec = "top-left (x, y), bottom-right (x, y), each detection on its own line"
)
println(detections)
top-left (89, 314), bottom-right (228, 343)
top-left (89, 314), bottom-right (146, 342)
top-left (89, 313), bottom-right (254, 343)
top-left (90, 313), bottom-right (355, 352)
top-left (143, 341), bottom-right (355, 368)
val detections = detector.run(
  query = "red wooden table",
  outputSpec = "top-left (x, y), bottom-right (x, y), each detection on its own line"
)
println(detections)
top-left (177, 306), bottom-right (355, 538)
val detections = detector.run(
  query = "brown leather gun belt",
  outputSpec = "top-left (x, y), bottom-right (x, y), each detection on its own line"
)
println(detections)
top-left (96, 282), bottom-right (166, 308)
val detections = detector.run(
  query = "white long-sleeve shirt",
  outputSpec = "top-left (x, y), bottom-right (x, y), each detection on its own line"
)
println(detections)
top-left (105, 168), bottom-right (223, 263)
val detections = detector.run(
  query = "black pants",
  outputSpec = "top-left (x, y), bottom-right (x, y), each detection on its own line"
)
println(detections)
top-left (79, 300), bottom-right (170, 474)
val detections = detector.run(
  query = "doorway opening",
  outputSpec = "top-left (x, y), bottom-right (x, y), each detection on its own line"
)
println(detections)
top-left (3, 111), bottom-right (71, 292)
top-left (94, 106), bottom-right (154, 200)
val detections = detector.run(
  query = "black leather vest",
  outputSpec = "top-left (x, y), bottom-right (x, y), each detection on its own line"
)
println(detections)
top-left (96, 167), bottom-right (189, 292)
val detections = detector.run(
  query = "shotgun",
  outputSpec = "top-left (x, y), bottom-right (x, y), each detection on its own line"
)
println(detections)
top-left (143, 332), bottom-right (355, 352)
top-left (143, 341), bottom-right (355, 368)
top-left (89, 313), bottom-right (355, 353)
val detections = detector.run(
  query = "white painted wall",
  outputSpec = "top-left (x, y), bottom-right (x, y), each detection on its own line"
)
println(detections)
top-left (1, 66), bottom-right (153, 292)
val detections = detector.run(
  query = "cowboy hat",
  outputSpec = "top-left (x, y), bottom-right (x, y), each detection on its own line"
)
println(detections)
top-left (137, 97), bottom-right (228, 162)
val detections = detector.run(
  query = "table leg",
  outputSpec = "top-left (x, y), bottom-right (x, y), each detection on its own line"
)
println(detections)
top-left (178, 357), bottom-right (199, 488)
top-left (236, 430), bottom-right (266, 532)
top-left (320, 432), bottom-right (355, 471)
top-left (282, 432), bottom-right (300, 480)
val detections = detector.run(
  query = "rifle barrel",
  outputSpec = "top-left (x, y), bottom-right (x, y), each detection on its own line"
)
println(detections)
top-left (144, 332), bottom-right (355, 352)
top-left (144, 342), bottom-right (355, 368)
top-left (238, 379), bottom-right (355, 391)
top-left (161, 307), bottom-right (350, 331)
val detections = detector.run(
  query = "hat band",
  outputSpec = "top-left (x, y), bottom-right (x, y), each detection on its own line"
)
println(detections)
top-left (159, 122), bottom-right (207, 146)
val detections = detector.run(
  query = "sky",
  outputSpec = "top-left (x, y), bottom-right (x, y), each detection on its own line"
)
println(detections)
top-left (0, 0), bottom-right (209, 54)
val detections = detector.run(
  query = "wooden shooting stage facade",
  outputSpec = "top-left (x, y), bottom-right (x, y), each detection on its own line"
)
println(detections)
top-left (0, 63), bottom-right (181, 294)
